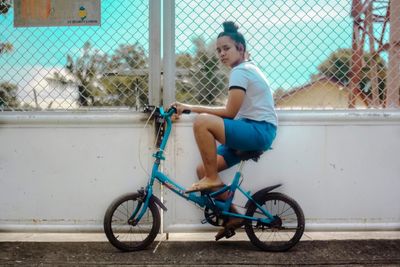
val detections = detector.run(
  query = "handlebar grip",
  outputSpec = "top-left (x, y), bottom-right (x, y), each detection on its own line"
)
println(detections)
top-left (169, 106), bottom-right (177, 114)
top-left (166, 106), bottom-right (191, 116)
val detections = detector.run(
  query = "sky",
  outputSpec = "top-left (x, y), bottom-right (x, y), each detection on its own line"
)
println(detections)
top-left (1, 0), bottom-right (386, 108)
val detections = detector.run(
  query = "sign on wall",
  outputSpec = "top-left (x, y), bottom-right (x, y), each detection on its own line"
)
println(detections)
top-left (14, 0), bottom-right (101, 27)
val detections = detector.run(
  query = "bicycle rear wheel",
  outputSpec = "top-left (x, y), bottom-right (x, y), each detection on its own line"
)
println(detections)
top-left (103, 193), bottom-right (160, 251)
top-left (245, 192), bottom-right (305, 252)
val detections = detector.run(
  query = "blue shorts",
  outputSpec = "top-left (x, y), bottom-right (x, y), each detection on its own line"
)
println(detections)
top-left (217, 118), bottom-right (277, 168)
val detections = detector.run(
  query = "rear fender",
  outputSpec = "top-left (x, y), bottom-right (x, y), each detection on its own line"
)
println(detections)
top-left (245, 184), bottom-right (282, 209)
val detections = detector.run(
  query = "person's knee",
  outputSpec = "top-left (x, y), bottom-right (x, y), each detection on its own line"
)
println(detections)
top-left (193, 113), bottom-right (209, 132)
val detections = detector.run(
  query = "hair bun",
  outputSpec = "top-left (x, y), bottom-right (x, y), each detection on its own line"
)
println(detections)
top-left (222, 21), bottom-right (239, 33)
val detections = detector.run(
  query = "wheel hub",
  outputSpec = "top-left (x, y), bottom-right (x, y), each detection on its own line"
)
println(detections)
top-left (256, 215), bottom-right (282, 230)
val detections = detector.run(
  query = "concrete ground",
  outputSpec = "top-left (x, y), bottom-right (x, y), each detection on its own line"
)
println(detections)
top-left (1, 231), bottom-right (400, 266)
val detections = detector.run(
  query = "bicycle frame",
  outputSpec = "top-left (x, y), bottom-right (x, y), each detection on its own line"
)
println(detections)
top-left (134, 107), bottom-right (277, 225)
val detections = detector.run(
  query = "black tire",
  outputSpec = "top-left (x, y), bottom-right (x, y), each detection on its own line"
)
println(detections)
top-left (245, 192), bottom-right (305, 252)
top-left (103, 193), bottom-right (160, 252)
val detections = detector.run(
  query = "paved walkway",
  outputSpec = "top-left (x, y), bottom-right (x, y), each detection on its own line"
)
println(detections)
top-left (1, 232), bottom-right (400, 266)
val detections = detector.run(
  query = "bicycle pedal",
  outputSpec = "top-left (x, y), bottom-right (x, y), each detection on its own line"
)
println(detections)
top-left (225, 229), bottom-right (236, 239)
top-left (200, 219), bottom-right (208, 224)
top-left (215, 228), bottom-right (236, 241)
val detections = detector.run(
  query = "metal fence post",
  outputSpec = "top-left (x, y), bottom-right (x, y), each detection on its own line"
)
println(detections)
top-left (149, 0), bottom-right (161, 106)
top-left (387, 0), bottom-right (400, 108)
top-left (163, 0), bottom-right (176, 107)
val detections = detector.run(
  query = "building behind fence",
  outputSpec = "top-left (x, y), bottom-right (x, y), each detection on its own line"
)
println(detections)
top-left (0, 0), bottom-right (399, 111)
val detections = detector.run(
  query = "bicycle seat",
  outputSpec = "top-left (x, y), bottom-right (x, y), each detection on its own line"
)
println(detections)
top-left (234, 150), bottom-right (264, 162)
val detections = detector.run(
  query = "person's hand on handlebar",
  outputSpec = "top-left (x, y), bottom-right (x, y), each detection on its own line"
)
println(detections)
top-left (170, 102), bottom-right (192, 119)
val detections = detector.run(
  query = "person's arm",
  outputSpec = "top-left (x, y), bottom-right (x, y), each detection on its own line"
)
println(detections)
top-left (175, 88), bottom-right (245, 119)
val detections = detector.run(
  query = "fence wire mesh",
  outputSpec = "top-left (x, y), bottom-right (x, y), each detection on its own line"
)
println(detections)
top-left (0, 0), bottom-right (149, 111)
top-left (0, 0), bottom-right (399, 111)
top-left (175, 0), bottom-right (399, 109)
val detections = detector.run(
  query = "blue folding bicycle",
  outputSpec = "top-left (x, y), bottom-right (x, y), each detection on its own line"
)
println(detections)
top-left (103, 106), bottom-right (305, 252)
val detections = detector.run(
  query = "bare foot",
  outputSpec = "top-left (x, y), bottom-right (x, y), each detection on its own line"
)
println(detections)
top-left (185, 177), bottom-right (224, 193)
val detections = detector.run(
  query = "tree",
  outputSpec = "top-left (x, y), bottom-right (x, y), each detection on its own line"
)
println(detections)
top-left (101, 43), bottom-right (148, 107)
top-left (109, 43), bottom-right (146, 70)
top-left (0, 0), bottom-right (10, 14)
top-left (0, 42), bottom-right (12, 54)
top-left (192, 37), bottom-right (228, 105)
top-left (47, 42), bottom-right (108, 106)
top-left (273, 87), bottom-right (286, 102)
top-left (0, 82), bottom-right (19, 110)
top-left (0, 0), bottom-right (13, 54)
top-left (175, 53), bottom-right (194, 101)
top-left (47, 42), bottom-right (149, 108)
top-left (317, 48), bottom-right (387, 104)
top-left (66, 42), bottom-right (108, 106)
top-left (176, 37), bottom-right (228, 105)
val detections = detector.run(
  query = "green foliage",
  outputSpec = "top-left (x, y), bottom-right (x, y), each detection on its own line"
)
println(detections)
top-left (48, 37), bottom-right (227, 109)
top-left (0, 0), bottom-right (12, 55)
top-left (0, 82), bottom-right (19, 110)
top-left (109, 44), bottom-right (147, 70)
top-left (100, 75), bottom-right (148, 108)
top-left (47, 42), bottom-right (108, 106)
top-left (48, 42), bottom-right (149, 108)
top-left (176, 53), bottom-right (193, 69)
top-left (175, 53), bottom-right (194, 103)
top-left (101, 43), bottom-right (149, 108)
top-left (64, 42), bottom-right (108, 106)
top-left (0, 0), bottom-right (11, 15)
top-left (317, 48), bottom-right (387, 99)
top-left (0, 42), bottom-right (12, 54)
top-left (192, 37), bottom-right (228, 105)
top-left (318, 48), bottom-right (351, 84)
top-left (176, 37), bottom-right (228, 105)
top-left (273, 87), bottom-right (286, 101)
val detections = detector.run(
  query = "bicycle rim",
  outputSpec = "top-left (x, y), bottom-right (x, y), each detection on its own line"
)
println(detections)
top-left (104, 193), bottom-right (160, 251)
top-left (245, 192), bottom-right (305, 252)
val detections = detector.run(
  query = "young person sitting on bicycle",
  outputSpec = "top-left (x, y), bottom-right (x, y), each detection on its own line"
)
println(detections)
top-left (172, 21), bottom-right (278, 237)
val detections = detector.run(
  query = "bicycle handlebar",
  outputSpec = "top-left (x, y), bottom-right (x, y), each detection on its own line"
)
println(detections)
top-left (143, 105), bottom-right (191, 150)
top-left (143, 105), bottom-right (191, 119)
top-left (165, 106), bottom-right (191, 116)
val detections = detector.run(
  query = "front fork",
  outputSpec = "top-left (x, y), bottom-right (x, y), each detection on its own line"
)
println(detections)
top-left (128, 186), bottom-right (168, 226)
top-left (127, 188), bottom-right (147, 226)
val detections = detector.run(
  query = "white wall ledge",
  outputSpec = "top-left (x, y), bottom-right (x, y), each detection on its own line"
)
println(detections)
top-left (172, 109), bottom-right (400, 126)
top-left (0, 109), bottom-right (399, 126)
top-left (0, 112), bottom-right (148, 126)
top-left (277, 109), bottom-right (400, 125)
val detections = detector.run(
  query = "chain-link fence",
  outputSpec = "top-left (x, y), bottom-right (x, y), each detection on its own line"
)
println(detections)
top-left (175, 0), bottom-right (399, 109)
top-left (0, 0), bottom-right (149, 111)
top-left (0, 0), bottom-right (399, 111)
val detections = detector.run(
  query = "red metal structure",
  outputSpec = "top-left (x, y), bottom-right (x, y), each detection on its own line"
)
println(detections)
top-left (350, 0), bottom-right (399, 108)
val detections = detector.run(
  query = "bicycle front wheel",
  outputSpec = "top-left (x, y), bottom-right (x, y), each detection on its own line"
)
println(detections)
top-left (103, 193), bottom-right (160, 251)
top-left (245, 192), bottom-right (305, 252)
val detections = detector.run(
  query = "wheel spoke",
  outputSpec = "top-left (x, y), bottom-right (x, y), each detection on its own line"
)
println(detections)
top-left (245, 192), bottom-right (304, 251)
top-left (104, 193), bottom-right (160, 251)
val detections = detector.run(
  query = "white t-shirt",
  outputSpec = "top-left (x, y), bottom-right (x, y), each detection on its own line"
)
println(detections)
top-left (229, 61), bottom-right (278, 126)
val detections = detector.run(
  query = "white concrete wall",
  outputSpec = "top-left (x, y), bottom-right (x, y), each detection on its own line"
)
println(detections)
top-left (1, 110), bottom-right (399, 232)
top-left (0, 112), bottom-right (153, 232)
top-left (164, 110), bottom-right (400, 232)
